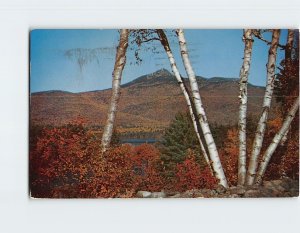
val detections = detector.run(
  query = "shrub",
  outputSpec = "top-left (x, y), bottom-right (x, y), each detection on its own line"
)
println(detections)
top-left (175, 151), bottom-right (217, 191)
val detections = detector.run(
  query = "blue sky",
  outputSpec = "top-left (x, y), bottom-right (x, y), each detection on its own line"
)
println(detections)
top-left (30, 29), bottom-right (287, 93)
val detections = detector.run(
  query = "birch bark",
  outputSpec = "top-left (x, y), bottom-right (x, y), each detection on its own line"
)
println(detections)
top-left (176, 29), bottom-right (228, 188)
top-left (254, 96), bottom-right (299, 185)
top-left (280, 29), bottom-right (295, 146)
top-left (238, 29), bottom-right (253, 185)
top-left (156, 29), bottom-right (212, 173)
top-left (285, 29), bottom-right (295, 62)
top-left (101, 29), bottom-right (129, 153)
top-left (246, 29), bottom-right (281, 185)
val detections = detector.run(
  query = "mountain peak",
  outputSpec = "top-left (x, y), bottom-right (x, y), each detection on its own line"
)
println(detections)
top-left (150, 68), bottom-right (172, 77)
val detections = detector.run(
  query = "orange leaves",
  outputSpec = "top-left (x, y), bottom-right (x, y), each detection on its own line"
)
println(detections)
top-left (30, 119), bottom-right (98, 198)
top-left (175, 154), bottom-right (202, 191)
top-left (175, 152), bottom-right (217, 192)
top-left (30, 123), bottom-right (166, 198)
top-left (130, 144), bottom-right (164, 191)
top-left (224, 128), bottom-right (239, 157)
top-left (30, 116), bottom-right (299, 198)
top-left (219, 128), bottom-right (239, 186)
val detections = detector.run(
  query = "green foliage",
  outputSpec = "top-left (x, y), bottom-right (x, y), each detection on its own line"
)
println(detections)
top-left (159, 112), bottom-right (203, 179)
top-left (159, 112), bottom-right (234, 179)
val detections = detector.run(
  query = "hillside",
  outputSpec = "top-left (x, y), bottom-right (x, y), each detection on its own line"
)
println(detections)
top-left (30, 69), bottom-right (274, 138)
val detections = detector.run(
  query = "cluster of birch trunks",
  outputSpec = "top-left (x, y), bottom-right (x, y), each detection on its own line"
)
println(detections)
top-left (101, 29), bottom-right (299, 188)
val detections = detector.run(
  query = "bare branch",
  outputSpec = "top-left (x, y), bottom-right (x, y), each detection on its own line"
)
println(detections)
top-left (252, 30), bottom-right (285, 49)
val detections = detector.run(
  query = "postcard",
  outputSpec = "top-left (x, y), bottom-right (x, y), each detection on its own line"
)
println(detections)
top-left (29, 29), bottom-right (299, 198)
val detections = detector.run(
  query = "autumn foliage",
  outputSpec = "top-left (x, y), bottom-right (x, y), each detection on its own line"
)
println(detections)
top-left (30, 118), bottom-right (221, 198)
top-left (175, 151), bottom-right (217, 191)
top-left (30, 98), bottom-right (298, 198)
top-left (30, 120), bottom-right (165, 198)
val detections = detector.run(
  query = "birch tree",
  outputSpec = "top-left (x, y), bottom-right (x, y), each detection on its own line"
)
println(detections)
top-left (285, 29), bottom-right (295, 62)
top-left (156, 29), bottom-right (212, 173)
top-left (280, 29), bottom-right (295, 146)
top-left (246, 29), bottom-right (281, 185)
top-left (176, 29), bottom-right (228, 188)
top-left (101, 29), bottom-right (130, 153)
top-left (254, 96), bottom-right (299, 185)
top-left (237, 29), bottom-right (253, 185)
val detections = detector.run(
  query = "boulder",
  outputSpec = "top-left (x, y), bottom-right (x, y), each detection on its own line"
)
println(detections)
top-left (229, 186), bottom-right (246, 195)
top-left (216, 184), bottom-right (227, 194)
top-left (135, 178), bottom-right (298, 198)
top-left (136, 191), bottom-right (152, 198)
top-left (228, 194), bottom-right (240, 198)
top-left (169, 193), bottom-right (181, 198)
top-left (201, 188), bottom-right (215, 198)
top-left (244, 189), bottom-right (262, 198)
top-left (164, 190), bottom-right (180, 197)
top-left (151, 191), bottom-right (166, 198)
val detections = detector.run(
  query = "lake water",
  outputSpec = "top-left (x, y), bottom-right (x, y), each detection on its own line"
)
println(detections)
top-left (121, 138), bottom-right (159, 145)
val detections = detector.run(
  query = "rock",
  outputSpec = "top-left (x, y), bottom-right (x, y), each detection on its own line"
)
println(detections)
top-left (181, 189), bottom-right (195, 198)
top-left (136, 191), bottom-right (152, 198)
top-left (244, 189), bottom-right (262, 198)
top-left (285, 178), bottom-right (299, 191)
top-left (180, 189), bottom-right (205, 198)
top-left (289, 188), bottom-right (299, 197)
top-left (210, 189), bottom-right (218, 196)
top-left (164, 190), bottom-right (180, 197)
top-left (280, 180), bottom-right (291, 190)
top-left (229, 186), bottom-right (246, 195)
top-left (264, 180), bottom-right (281, 188)
top-left (245, 184), bottom-right (260, 190)
top-left (260, 188), bottom-right (278, 197)
top-left (216, 184), bottom-right (227, 194)
top-left (192, 190), bottom-right (205, 198)
top-left (169, 194), bottom-right (181, 198)
top-left (151, 191), bottom-right (166, 198)
top-left (228, 194), bottom-right (240, 198)
top-left (264, 181), bottom-right (284, 193)
top-left (136, 178), bottom-right (298, 198)
top-left (201, 188), bottom-right (214, 198)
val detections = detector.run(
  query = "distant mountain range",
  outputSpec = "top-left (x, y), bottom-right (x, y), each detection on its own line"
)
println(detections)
top-left (30, 69), bottom-right (275, 138)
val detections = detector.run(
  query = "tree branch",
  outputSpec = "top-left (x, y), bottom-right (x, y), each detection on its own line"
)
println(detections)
top-left (140, 37), bottom-right (160, 43)
top-left (252, 30), bottom-right (286, 49)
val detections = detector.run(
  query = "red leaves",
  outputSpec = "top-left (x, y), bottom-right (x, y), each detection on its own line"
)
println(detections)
top-left (30, 117), bottom-right (298, 198)
top-left (130, 144), bottom-right (164, 191)
top-left (30, 119), bottom-right (98, 198)
top-left (220, 128), bottom-right (239, 186)
top-left (175, 152), bottom-right (217, 192)
top-left (30, 124), bottom-right (165, 198)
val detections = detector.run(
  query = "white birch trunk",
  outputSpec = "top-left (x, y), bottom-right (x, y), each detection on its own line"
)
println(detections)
top-left (254, 96), bottom-right (299, 185)
top-left (246, 29), bottom-right (281, 185)
top-left (285, 29), bottom-right (295, 62)
top-left (279, 127), bottom-right (289, 146)
top-left (156, 30), bottom-right (213, 174)
top-left (101, 29), bottom-right (129, 153)
top-left (280, 29), bottom-right (295, 146)
top-left (238, 29), bottom-right (253, 185)
top-left (176, 29), bottom-right (228, 188)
